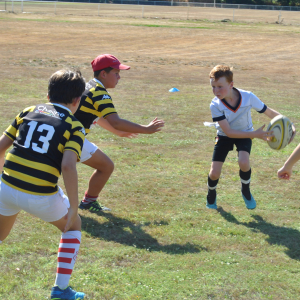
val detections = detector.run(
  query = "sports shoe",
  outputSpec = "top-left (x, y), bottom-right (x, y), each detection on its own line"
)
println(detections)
top-left (242, 192), bottom-right (256, 209)
top-left (206, 197), bottom-right (217, 209)
top-left (79, 200), bottom-right (111, 212)
top-left (51, 286), bottom-right (85, 299)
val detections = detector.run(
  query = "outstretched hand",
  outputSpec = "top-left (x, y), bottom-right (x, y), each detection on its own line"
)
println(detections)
top-left (146, 117), bottom-right (165, 134)
top-left (255, 125), bottom-right (274, 141)
top-left (277, 165), bottom-right (292, 180)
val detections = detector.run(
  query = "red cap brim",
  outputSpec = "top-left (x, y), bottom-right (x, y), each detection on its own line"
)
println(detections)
top-left (111, 63), bottom-right (130, 70)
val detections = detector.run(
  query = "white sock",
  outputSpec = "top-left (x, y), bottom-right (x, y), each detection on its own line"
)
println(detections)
top-left (82, 192), bottom-right (98, 204)
top-left (54, 231), bottom-right (81, 289)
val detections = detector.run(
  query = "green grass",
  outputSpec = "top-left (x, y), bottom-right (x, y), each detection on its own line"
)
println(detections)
top-left (1, 15), bottom-right (300, 300)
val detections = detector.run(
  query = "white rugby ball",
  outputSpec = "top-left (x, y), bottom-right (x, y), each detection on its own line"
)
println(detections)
top-left (266, 115), bottom-right (293, 150)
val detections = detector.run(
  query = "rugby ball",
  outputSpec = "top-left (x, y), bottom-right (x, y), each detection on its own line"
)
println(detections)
top-left (266, 115), bottom-right (293, 150)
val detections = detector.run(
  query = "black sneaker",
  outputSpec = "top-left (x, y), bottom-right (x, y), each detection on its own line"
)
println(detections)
top-left (79, 201), bottom-right (111, 212)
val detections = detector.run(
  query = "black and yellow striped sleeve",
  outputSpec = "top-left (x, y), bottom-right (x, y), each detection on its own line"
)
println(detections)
top-left (64, 118), bottom-right (85, 160)
top-left (4, 106), bottom-right (36, 141)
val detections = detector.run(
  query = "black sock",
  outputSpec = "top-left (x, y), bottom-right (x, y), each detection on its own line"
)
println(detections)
top-left (207, 176), bottom-right (219, 204)
top-left (240, 169), bottom-right (251, 201)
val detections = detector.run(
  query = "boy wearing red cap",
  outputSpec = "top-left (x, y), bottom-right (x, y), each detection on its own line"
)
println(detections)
top-left (75, 54), bottom-right (165, 212)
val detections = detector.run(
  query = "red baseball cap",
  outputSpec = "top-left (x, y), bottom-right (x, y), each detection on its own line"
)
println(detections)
top-left (91, 54), bottom-right (130, 72)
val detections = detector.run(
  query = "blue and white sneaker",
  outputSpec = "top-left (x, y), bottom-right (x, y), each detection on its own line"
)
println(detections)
top-left (206, 197), bottom-right (217, 209)
top-left (242, 193), bottom-right (256, 210)
top-left (51, 286), bottom-right (85, 299)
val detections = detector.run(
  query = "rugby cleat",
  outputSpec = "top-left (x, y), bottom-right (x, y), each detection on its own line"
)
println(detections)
top-left (51, 286), bottom-right (85, 299)
top-left (206, 197), bottom-right (217, 209)
top-left (79, 200), bottom-right (111, 212)
top-left (242, 192), bottom-right (256, 210)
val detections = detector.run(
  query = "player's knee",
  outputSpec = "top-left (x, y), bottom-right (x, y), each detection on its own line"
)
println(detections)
top-left (238, 160), bottom-right (250, 171)
top-left (108, 159), bottom-right (114, 174)
top-left (100, 158), bottom-right (114, 175)
top-left (209, 170), bottom-right (220, 181)
top-left (70, 215), bottom-right (82, 231)
top-left (94, 156), bottom-right (114, 174)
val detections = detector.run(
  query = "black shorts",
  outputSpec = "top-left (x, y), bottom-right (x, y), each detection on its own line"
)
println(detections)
top-left (212, 135), bottom-right (252, 162)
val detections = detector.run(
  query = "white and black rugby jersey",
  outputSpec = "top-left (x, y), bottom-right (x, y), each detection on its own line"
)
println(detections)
top-left (2, 103), bottom-right (85, 195)
top-left (210, 88), bottom-right (267, 137)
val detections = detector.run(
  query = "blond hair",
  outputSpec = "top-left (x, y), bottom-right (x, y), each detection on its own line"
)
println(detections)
top-left (209, 65), bottom-right (233, 83)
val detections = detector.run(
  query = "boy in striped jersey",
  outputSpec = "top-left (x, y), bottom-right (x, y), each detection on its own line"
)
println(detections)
top-left (75, 54), bottom-right (164, 212)
top-left (0, 70), bottom-right (86, 299)
top-left (206, 65), bottom-right (295, 210)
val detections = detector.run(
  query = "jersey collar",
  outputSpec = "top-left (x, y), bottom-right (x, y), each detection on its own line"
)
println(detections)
top-left (47, 102), bottom-right (72, 114)
top-left (221, 88), bottom-right (242, 113)
top-left (93, 78), bottom-right (105, 88)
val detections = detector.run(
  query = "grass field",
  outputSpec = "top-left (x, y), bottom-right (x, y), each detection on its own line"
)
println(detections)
top-left (1, 9), bottom-right (300, 299)
top-left (1, 1), bottom-right (300, 25)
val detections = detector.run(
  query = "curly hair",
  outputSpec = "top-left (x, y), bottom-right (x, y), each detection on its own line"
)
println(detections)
top-left (209, 65), bottom-right (233, 83)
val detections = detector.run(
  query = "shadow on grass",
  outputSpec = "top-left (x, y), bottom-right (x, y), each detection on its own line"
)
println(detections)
top-left (218, 207), bottom-right (300, 260)
top-left (80, 213), bottom-right (206, 255)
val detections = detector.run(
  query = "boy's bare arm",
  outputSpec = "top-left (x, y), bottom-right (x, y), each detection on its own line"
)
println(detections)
top-left (61, 150), bottom-right (79, 233)
top-left (106, 113), bottom-right (164, 134)
top-left (0, 135), bottom-right (14, 172)
top-left (96, 117), bottom-right (138, 138)
top-left (263, 107), bottom-right (280, 119)
top-left (278, 143), bottom-right (300, 180)
top-left (218, 119), bottom-right (272, 140)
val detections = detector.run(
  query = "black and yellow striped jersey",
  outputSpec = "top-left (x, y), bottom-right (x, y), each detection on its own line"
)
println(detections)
top-left (74, 79), bottom-right (117, 134)
top-left (2, 103), bottom-right (85, 196)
